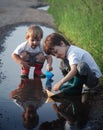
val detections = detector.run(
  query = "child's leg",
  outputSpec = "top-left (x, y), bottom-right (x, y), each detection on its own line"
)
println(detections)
top-left (20, 51), bottom-right (30, 79)
top-left (24, 52), bottom-right (46, 78)
top-left (34, 53), bottom-right (46, 78)
top-left (34, 63), bottom-right (45, 78)
top-left (77, 62), bottom-right (99, 88)
top-left (21, 67), bottom-right (30, 79)
top-left (28, 52), bottom-right (46, 78)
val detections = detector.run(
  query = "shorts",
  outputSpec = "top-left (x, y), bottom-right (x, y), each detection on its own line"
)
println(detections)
top-left (20, 51), bottom-right (44, 66)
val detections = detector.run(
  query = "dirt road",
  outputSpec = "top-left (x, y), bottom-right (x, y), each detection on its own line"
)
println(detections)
top-left (0, 0), bottom-right (55, 28)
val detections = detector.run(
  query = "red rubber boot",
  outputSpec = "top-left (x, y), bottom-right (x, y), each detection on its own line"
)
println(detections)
top-left (34, 63), bottom-right (46, 78)
top-left (21, 68), bottom-right (30, 79)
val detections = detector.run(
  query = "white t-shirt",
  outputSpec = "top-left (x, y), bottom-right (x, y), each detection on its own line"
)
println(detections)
top-left (66, 45), bottom-right (102, 78)
top-left (12, 41), bottom-right (46, 56)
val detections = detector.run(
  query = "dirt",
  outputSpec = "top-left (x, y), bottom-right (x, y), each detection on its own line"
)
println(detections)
top-left (0, 0), bottom-right (55, 28)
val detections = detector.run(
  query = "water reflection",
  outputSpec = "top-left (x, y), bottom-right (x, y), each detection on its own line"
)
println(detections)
top-left (53, 96), bottom-right (88, 130)
top-left (37, 5), bottom-right (49, 11)
top-left (0, 25), bottom-right (63, 130)
top-left (10, 77), bottom-right (88, 130)
top-left (39, 118), bottom-right (64, 130)
top-left (45, 79), bottom-right (54, 91)
top-left (10, 78), bottom-right (47, 130)
top-left (0, 24), bottom-right (103, 129)
top-left (39, 92), bottom-right (88, 130)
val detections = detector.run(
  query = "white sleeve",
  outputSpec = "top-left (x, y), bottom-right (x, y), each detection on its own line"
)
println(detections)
top-left (12, 42), bottom-right (26, 55)
top-left (68, 53), bottom-right (79, 65)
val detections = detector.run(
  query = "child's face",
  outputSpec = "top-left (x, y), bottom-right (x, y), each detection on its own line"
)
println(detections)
top-left (51, 45), bottom-right (67, 59)
top-left (24, 105), bottom-right (36, 121)
top-left (28, 36), bottom-right (41, 49)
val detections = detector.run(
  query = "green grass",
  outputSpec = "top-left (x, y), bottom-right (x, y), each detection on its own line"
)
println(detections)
top-left (44, 0), bottom-right (103, 73)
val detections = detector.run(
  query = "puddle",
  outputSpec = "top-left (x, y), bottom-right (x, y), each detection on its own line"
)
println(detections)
top-left (37, 5), bottom-right (49, 11)
top-left (0, 25), bottom-right (63, 130)
top-left (0, 24), bottom-right (103, 130)
top-left (30, 5), bottom-right (49, 11)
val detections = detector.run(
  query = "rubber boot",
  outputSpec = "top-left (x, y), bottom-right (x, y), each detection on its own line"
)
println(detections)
top-left (21, 67), bottom-right (30, 79)
top-left (34, 63), bottom-right (45, 78)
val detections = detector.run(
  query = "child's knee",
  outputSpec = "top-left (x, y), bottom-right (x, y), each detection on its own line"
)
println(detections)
top-left (77, 62), bottom-right (89, 75)
top-left (20, 51), bottom-right (30, 61)
top-left (35, 53), bottom-right (45, 63)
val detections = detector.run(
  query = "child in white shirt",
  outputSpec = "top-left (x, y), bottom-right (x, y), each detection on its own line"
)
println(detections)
top-left (12, 25), bottom-right (52, 79)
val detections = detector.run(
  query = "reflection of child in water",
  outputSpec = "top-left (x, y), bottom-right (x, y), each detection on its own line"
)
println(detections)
top-left (53, 103), bottom-right (77, 130)
top-left (39, 119), bottom-right (65, 130)
top-left (38, 95), bottom-right (87, 130)
top-left (52, 96), bottom-right (88, 130)
top-left (22, 105), bottom-right (39, 129)
top-left (10, 78), bottom-right (47, 130)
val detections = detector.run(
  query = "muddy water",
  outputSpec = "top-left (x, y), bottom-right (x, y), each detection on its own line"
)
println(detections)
top-left (0, 25), bottom-right (63, 130)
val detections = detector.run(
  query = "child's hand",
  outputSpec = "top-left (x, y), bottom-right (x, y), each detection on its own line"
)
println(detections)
top-left (53, 81), bottom-right (62, 91)
top-left (46, 64), bottom-right (53, 71)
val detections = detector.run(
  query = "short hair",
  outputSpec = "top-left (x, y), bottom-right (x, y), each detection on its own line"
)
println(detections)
top-left (22, 105), bottom-right (39, 129)
top-left (26, 25), bottom-right (43, 40)
top-left (43, 33), bottom-right (70, 54)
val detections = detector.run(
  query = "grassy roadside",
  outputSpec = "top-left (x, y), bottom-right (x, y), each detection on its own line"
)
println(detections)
top-left (44, 0), bottom-right (103, 73)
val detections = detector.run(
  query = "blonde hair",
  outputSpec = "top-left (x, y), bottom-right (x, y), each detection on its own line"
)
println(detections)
top-left (25, 25), bottom-right (43, 40)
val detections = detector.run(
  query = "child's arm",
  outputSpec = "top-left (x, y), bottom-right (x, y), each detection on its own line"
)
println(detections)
top-left (45, 55), bottom-right (53, 71)
top-left (11, 53), bottom-right (30, 69)
top-left (53, 64), bottom-right (77, 91)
